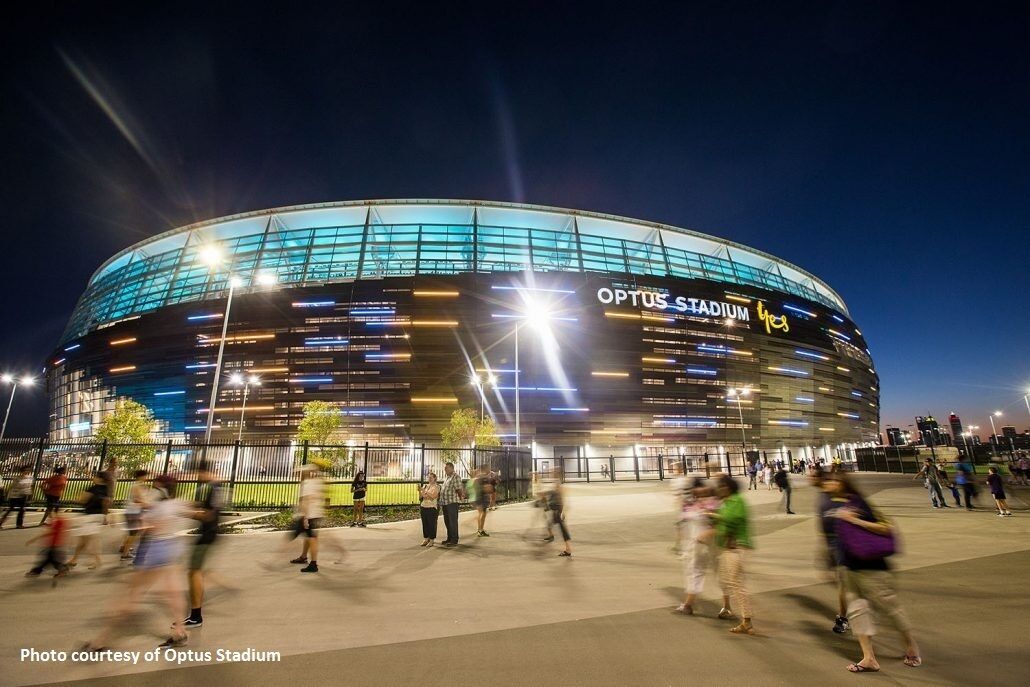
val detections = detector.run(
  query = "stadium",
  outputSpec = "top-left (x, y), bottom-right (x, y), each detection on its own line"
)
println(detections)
top-left (47, 199), bottom-right (879, 464)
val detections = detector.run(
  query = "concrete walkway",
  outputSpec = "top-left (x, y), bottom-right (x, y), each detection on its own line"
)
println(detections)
top-left (1, 474), bottom-right (1027, 686)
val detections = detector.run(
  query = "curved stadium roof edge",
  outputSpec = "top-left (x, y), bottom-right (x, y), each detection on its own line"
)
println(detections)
top-left (66, 201), bottom-right (852, 346)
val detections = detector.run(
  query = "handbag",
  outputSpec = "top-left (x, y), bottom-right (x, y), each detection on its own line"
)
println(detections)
top-left (836, 519), bottom-right (896, 561)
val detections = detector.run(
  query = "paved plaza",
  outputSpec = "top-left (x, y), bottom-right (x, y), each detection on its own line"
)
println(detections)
top-left (1, 473), bottom-right (1027, 687)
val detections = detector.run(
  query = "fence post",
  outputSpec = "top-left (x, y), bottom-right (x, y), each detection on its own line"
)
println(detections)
top-left (419, 443), bottom-right (426, 481)
top-left (609, 455), bottom-right (615, 482)
top-left (704, 452), bottom-right (710, 478)
top-left (302, 440), bottom-right (309, 465)
top-left (100, 439), bottom-right (108, 472)
top-left (363, 442), bottom-right (369, 475)
top-left (658, 452), bottom-right (664, 481)
top-left (229, 440), bottom-right (240, 498)
top-left (163, 441), bottom-right (172, 474)
top-left (633, 447), bottom-right (640, 481)
top-left (29, 437), bottom-right (46, 505)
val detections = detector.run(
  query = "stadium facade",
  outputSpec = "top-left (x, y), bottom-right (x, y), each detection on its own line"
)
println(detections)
top-left (47, 200), bottom-right (879, 461)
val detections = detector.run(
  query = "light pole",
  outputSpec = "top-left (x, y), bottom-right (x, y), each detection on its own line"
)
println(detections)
top-left (989, 411), bottom-right (1002, 458)
top-left (1024, 391), bottom-right (1030, 420)
top-left (726, 387), bottom-right (750, 456)
top-left (471, 373), bottom-right (496, 421)
top-left (231, 373), bottom-right (261, 443)
top-left (1, 374), bottom-right (34, 443)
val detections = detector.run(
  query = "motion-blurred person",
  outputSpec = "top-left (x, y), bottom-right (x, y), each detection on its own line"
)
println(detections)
top-left (823, 471), bottom-right (921, 673)
top-left (120, 470), bottom-right (151, 561)
top-left (184, 463), bottom-right (224, 627)
top-left (24, 510), bottom-right (70, 578)
top-left (809, 465), bottom-right (849, 634)
top-left (676, 477), bottom-right (715, 614)
top-left (439, 462), bottom-right (466, 547)
top-left (349, 470), bottom-right (367, 527)
top-left (937, 466), bottom-right (962, 508)
top-left (83, 474), bottom-right (193, 650)
top-left (955, 466), bottom-right (976, 510)
top-left (710, 473), bottom-right (755, 634)
top-left (763, 462), bottom-right (773, 490)
top-left (38, 466), bottom-right (68, 526)
top-left (67, 472), bottom-right (108, 570)
top-left (986, 467), bottom-right (1012, 516)
top-left (0, 465), bottom-right (32, 529)
top-left (100, 457), bottom-right (118, 524)
top-left (419, 472), bottom-right (440, 547)
top-left (289, 464), bottom-right (325, 572)
top-left (486, 469), bottom-right (500, 510)
top-left (541, 469), bottom-right (572, 557)
top-left (474, 466), bottom-right (492, 537)
top-left (746, 461), bottom-right (758, 490)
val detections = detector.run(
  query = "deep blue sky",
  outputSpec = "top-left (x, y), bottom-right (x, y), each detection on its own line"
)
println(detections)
top-left (1, 2), bottom-right (1027, 437)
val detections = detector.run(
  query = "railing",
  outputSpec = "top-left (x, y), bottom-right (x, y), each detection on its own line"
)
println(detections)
top-left (0, 438), bottom-right (531, 510)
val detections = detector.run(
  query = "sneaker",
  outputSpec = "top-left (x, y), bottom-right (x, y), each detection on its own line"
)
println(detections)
top-left (786, 510), bottom-right (795, 515)
top-left (833, 615), bottom-right (850, 633)
top-left (183, 617), bottom-right (203, 628)
top-left (349, 522), bottom-right (357, 527)
top-left (358, 522), bottom-right (367, 528)
top-left (558, 551), bottom-right (572, 557)
top-left (25, 570), bottom-right (41, 578)
top-left (300, 562), bottom-right (319, 573)
top-left (158, 634), bottom-right (188, 649)
top-left (477, 530), bottom-right (490, 537)
top-left (290, 556), bottom-right (308, 564)
top-left (997, 512), bottom-right (1006, 517)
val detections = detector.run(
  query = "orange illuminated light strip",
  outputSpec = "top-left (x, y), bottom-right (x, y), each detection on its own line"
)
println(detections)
top-left (110, 337), bottom-right (137, 346)
top-left (642, 356), bottom-right (676, 364)
top-left (836, 366), bottom-right (850, 372)
top-left (411, 320), bottom-right (459, 326)
top-left (249, 367), bottom-right (289, 373)
top-left (590, 429), bottom-right (642, 435)
top-left (203, 334), bottom-right (276, 343)
top-left (605, 311), bottom-right (641, 320)
top-left (592, 371), bottom-right (629, 377)
top-left (818, 427), bottom-right (836, 432)
top-left (110, 365), bottom-right (137, 373)
top-left (724, 294), bottom-right (751, 304)
top-left (411, 397), bottom-right (458, 403)
top-left (413, 290), bottom-right (459, 297)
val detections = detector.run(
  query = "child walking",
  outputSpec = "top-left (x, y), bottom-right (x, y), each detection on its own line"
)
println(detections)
top-left (25, 511), bottom-right (70, 578)
top-left (986, 467), bottom-right (1012, 516)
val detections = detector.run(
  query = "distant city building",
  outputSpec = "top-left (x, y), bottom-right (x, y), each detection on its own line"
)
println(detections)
top-left (1002, 425), bottom-right (1017, 439)
top-left (916, 415), bottom-right (949, 446)
top-left (949, 413), bottom-right (963, 441)
top-left (886, 427), bottom-right (906, 447)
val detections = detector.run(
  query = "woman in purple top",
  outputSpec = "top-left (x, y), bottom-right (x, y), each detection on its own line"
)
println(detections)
top-left (986, 467), bottom-right (1011, 516)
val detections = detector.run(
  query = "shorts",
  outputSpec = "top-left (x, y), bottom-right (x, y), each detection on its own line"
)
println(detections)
top-left (189, 543), bottom-right (213, 570)
top-left (290, 516), bottom-right (321, 539)
top-left (476, 494), bottom-right (490, 511)
top-left (992, 491), bottom-right (1006, 501)
top-left (77, 513), bottom-right (105, 537)
top-left (134, 537), bottom-right (182, 569)
top-left (44, 494), bottom-right (61, 509)
top-left (353, 492), bottom-right (366, 502)
top-left (124, 513), bottom-right (143, 534)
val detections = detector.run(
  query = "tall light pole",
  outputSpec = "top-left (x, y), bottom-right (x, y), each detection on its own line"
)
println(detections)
top-left (989, 411), bottom-right (1002, 458)
top-left (1, 374), bottom-right (34, 443)
top-left (471, 373), bottom-right (496, 421)
top-left (1024, 391), bottom-right (1030, 420)
top-left (726, 387), bottom-right (750, 455)
top-left (231, 373), bottom-right (261, 443)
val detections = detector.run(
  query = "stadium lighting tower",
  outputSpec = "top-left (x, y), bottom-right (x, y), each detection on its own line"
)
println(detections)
top-left (0, 374), bottom-right (34, 443)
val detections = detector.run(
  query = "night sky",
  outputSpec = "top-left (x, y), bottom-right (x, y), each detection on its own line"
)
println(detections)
top-left (1, 3), bottom-right (1027, 438)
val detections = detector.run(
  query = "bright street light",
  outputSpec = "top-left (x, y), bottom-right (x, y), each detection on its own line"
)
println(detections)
top-left (1, 374), bottom-right (35, 443)
top-left (229, 373), bottom-right (261, 443)
top-left (988, 412), bottom-right (1002, 458)
top-left (726, 387), bottom-right (751, 455)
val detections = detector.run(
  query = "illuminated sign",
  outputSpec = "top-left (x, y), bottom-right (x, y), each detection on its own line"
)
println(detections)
top-left (595, 288), bottom-right (749, 320)
top-left (757, 302), bottom-right (789, 334)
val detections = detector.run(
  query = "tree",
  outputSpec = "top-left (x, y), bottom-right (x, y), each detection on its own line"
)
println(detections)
top-left (440, 408), bottom-right (501, 452)
top-left (295, 401), bottom-right (349, 471)
top-left (94, 399), bottom-right (157, 472)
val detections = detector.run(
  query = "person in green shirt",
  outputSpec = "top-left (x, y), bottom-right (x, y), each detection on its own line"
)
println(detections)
top-left (709, 473), bottom-right (755, 635)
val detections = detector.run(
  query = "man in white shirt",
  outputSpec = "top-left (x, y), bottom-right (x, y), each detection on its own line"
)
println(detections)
top-left (290, 464), bottom-right (326, 572)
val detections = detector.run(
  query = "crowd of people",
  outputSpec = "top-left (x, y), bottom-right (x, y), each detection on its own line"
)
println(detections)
top-left (2, 452), bottom-right (1025, 675)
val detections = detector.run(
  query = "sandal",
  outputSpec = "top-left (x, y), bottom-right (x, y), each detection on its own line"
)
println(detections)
top-left (846, 663), bottom-right (879, 673)
top-left (903, 655), bottom-right (922, 668)
top-left (729, 623), bottom-right (755, 635)
top-left (717, 608), bottom-right (734, 619)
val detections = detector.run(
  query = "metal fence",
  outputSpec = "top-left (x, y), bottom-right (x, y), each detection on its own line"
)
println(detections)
top-left (0, 438), bottom-right (531, 510)
top-left (852, 446), bottom-right (992, 475)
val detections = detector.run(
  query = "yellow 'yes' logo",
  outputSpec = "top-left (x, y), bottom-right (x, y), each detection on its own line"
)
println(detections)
top-left (757, 302), bottom-right (789, 335)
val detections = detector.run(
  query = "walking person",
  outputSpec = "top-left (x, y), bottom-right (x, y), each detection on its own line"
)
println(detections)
top-left (676, 478), bottom-right (715, 614)
top-left (24, 510), bottom-right (70, 578)
top-left (822, 471), bottom-right (922, 673)
top-left (986, 467), bottom-right (1012, 516)
top-left (912, 459), bottom-right (947, 508)
top-left (100, 457), bottom-right (118, 525)
top-left (184, 463), bottom-right (224, 627)
top-left (474, 466), bottom-right (492, 537)
top-left (82, 474), bottom-right (192, 650)
top-left (746, 461), bottom-right (758, 491)
top-left (438, 462), bottom-right (466, 546)
top-left (487, 469), bottom-right (500, 510)
top-left (66, 472), bottom-right (108, 570)
top-left (540, 469), bottom-right (572, 557)
top-left (349, 470), bottom-right (367, 527)
top-left (38, 466), bottom-right (68, 526)
top-left (773, 464), bottom-right (794, 514)
top-left (938, 466), bottom-right (963, 508)
top-left (763, 462), bottom-right (773, 490)
top-left (809, 465), bottom-right (850, 634)
top-left (956, 466), bottom-right (977, 510)
top-left (119, 470), bottom-right (151, 560)
top-left (709, 474), bottom-right (755, 634)
top-left (289, 464), bottom-right (326, 572)
top-left (0, 466), bottom-right (33, 529)
top-left (419, 472), bottom-right (440, 547)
